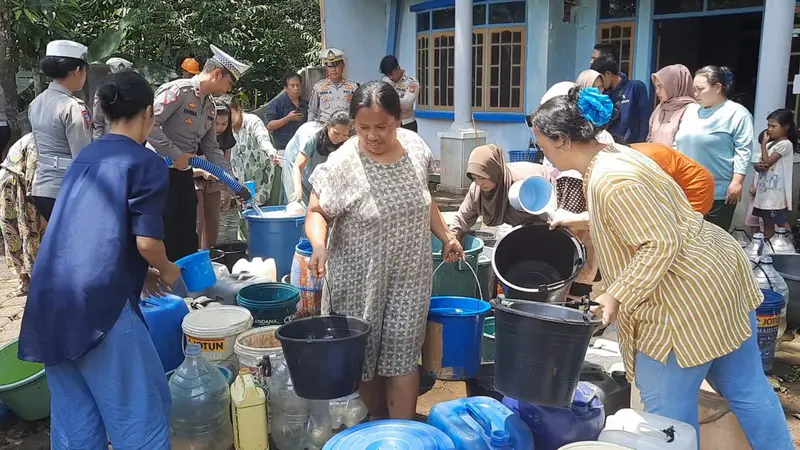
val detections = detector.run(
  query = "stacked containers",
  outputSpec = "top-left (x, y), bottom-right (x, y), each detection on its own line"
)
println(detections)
top-left (427, 396), bottom-right (534, 449)
top-left (140, 293), bottom-right (190, 372)
top-left (237, 283), bottom-right (300, 327)
top-left (291, 238), bottom-right (323, 318)
top-left (169, 344), bottom-right (233, 450)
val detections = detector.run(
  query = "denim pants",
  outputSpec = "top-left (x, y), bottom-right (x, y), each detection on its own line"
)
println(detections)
top-left (46, 303), bottom-right (171, 450)
top-left (635, 311), bottom-right (792, 450)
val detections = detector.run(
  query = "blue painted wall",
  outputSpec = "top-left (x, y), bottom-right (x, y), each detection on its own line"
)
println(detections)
top-left (323, 0), bottom-right (389, 84)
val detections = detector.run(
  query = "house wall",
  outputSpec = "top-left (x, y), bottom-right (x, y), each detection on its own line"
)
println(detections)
top-left (322, 0), bottom-right (389, 83)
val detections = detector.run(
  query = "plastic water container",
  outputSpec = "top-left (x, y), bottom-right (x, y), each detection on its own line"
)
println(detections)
top-left (753, 256), bottom-right (789, 336)
top-left (323, 420), bottom-right (456, 449)
top-left (291, 238), bottom-right (323, 318)
top-left (432, 234), bottom-right (485, 298)
top-left (169, 344), bottom-right (233, 450)
top-left (503, 382), bottom-right (605, 450)
top-left (329, 393), bottom-right (369, 430)
top-left (423, 296), bottom-right (492, 380)
top-left (176, 249), bottom-right (218, 292)
top-left (508, 175), bottom-right (556, 216)
top-left (598, 409), bottom-right (697, 450)
top-left (140, 293), bottom-right (190, 372)
top-left (234, 326), bottom-right (283, 386)
top-left (243, 206), bottom-right (306, 278)
top-left (268, 355), bottom-right (332, 450)
top-left (428, 396), bottom-right (534, 449)
top-left (231, 368), bottom-right (269, 450)
top-left (757, 289), bottom-right (785, 373)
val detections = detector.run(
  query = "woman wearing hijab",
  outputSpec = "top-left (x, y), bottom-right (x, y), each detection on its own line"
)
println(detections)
top-left (577, 70), bottom-right (604, 92)
top-left (648, 64), bottom-right (696, 146)
top-left (449, 144), bottom-right (554, 236)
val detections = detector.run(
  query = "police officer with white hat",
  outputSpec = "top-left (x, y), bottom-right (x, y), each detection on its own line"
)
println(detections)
top-left (92, 57), bottom-right (134, 139)
top-left (308, 48), bottom-right (358, 123)
top-left (29, 40), bottom-right (92, 220)
top-left (147, 44), bottom-right (252, 261)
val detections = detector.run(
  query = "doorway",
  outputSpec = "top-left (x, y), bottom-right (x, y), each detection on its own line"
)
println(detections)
top-left (654, 13), bottom-right (762, 112)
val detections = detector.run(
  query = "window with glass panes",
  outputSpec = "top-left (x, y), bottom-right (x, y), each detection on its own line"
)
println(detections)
top-left (415, 1), bottom-right (526, 112)
top-left (597, 22), bottom-right (635, 76)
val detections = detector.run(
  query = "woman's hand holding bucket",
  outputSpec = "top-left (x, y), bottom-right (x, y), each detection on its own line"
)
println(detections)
top-left (309, 246), bottom-right (328, 278)
top-left (592, 293), bottom-right (620, 326)
top-left (548, 209), bottom-right (590, 233)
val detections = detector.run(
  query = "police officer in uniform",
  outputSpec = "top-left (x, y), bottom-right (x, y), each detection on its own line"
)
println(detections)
top-left (379, 55), bottom-right (420, 133)
top-left (147, 45), bottom-right (251, 261)
top-left (92, 57), bottom-right (134, 139)
top-left (29, 40), bottom-right (93, 221)
top-left (308, 48), bottom-right (358, 123)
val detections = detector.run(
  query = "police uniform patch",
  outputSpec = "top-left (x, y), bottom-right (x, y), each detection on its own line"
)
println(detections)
top-left (81, 109), bottom-right (91, 124)
top-left (188, 103), bottom-right (196, 109)
top-left (185, 118), bottom-right (193, 125)
top-left (184, 109), bottom-right (198, 116)
top-left (164, 90), bottom-right (179, 106)
top-left (409, 82), bottom-right (418, 93)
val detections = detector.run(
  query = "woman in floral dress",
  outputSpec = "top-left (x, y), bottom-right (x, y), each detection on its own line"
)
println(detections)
top-left (229, 97), bottom-right (278, 238)
top-left (0, 133), bottom-right (43, 296)
top-left (306, 81), bottom-right (464, 420)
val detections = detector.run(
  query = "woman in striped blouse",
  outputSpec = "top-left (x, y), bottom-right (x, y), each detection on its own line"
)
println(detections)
top-left (530, 86), bottom-right (791, 449)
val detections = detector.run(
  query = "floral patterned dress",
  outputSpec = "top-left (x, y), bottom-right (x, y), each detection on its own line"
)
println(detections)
top-left (0, 134), bottom-right (43, 289)
top-left (309, 128), bottom-right (434, 380)
top-left (231, 113), bottom-right (277, 239)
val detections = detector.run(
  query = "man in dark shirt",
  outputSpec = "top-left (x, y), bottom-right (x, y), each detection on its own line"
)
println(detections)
top-left (265, 71), bottom-right (308, 150)
top-left (590, 42), bottom-right (619, 66)
top-left (591, 54), bottom-right (651, 144)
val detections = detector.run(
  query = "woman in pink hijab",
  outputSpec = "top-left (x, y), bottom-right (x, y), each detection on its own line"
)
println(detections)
top-left (648, 64), bottom-right (696, 145)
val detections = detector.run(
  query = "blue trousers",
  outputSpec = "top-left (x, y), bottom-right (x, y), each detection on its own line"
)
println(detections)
top-left (635, 312), bottom-right (792, 450)
top-left (46, 303), bottom-right (171, 450)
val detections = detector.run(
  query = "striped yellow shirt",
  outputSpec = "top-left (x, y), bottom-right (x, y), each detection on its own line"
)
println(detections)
top-left (584, 144), bottom-right (762, 380)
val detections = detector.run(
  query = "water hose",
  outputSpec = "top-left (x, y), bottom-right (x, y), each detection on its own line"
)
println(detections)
top-left (162, 156), bottom-right (247, 197)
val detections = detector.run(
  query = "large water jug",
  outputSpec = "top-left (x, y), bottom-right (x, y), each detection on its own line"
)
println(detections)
top-left (745, 232), bottom-right (772, 262)
top-left (231, 368), bottom-right (269, 450)
top-left (732, 228), bottom-right (751, 249)
top-left (329, 393), bottom-right (368, 430)
top-left (268, 356), bottom-right (332, 450)
top-left (770, 228), bottom-right (797, 254)
top-left (169, 343), bottom-right (233, 450)
top-left (428, 396), bottom-right (534, 449)
top-left (598, 409), bottom-right (696, 450)
top-left (503, 382), bottom-right (605, 450)
top-left (753, 255), bottom-right (789, 336)
top-left (140, 293), bottom-right (190, 372)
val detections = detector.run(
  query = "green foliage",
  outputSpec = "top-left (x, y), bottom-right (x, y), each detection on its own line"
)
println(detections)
top-left (10, 0), bottom-right (321, 107)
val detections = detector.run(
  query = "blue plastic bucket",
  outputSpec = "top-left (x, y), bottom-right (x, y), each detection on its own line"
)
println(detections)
top-left (175, 250), bottom-right (217, 292)
top-left (237, 282), bottom-right (300, 327)
top-left (422, 296), bottom-right (492, 380)
top-left (323, 420), bottom-right (456, 449)
top-left (757, 288), bottom-right (785, 373)
top-left (508, 175), bottom-right (555, 215)
top-left (243, 206), bottom-right (306, 277)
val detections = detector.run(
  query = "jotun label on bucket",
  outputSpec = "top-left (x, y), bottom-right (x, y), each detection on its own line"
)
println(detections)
top-left (187, 336), bottom-right (226, 353)
top-left (757, 312), bottom-right (780, 372)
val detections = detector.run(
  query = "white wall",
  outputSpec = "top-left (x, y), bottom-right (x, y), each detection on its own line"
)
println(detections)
top-left (323, 0), bottom-right (388, 84)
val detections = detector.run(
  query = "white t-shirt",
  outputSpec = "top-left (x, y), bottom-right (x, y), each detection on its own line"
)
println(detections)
top-left (753, 139), bottom-right (794, 211)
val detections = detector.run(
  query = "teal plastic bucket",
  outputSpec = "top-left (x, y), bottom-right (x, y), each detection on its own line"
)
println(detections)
top-left (0, 340), bottom-right (50, 421)
top-left (423, 296), bottom-right (492, 380)
top-left (237, 282), bottom-right (300, 327)
top-left (757, 288), bottom-right (785, 373)
top-left (432, 234), bottom-right (484, 298)
top-left (176, 249), bottom-right (217, 292)
top-left (481, 317), bottom-right (496, 362)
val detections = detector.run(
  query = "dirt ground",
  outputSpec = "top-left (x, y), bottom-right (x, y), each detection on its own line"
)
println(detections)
top-left (3, 254), bottom-right (800, 448)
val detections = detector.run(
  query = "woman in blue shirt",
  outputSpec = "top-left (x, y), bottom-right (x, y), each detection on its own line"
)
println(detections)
top-left (18, 71), bottom-right (178, 450)
top-left (674, 66), bottom-right (754, 230)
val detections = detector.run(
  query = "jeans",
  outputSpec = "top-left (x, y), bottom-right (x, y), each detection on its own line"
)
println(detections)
top-left (635, 311), bottom-right (792, 450)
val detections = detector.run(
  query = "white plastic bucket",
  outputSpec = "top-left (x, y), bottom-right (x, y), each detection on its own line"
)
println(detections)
top-left (508, 175), bottom-right (557, 217)
top-left (234, 326), bottom-right (283, 386)
top-left (182, 306), bottom-right (253, 365)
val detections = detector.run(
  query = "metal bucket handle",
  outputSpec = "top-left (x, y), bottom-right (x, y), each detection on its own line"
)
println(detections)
top-left (493, 295), bottom-right (598, 325)
top-left (433, 259), bottom-right (484, 301)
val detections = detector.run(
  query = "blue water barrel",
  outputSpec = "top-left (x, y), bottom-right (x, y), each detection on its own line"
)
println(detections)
top-left (423, 296), bottom-right (491, 380)
top-left (140, 294), bottom-right (190, 372)
top-left (323, 419), bottom-right (455, 449)
top-left (428, 396), bottom-right (534, 449)
top-left (503, 381), bottom-right (605, 449)
top-left (243, 206), bottom-right (306, 277)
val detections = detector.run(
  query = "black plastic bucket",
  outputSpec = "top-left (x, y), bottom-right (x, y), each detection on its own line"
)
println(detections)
top-left (492, 223), bottom-right (585, 303)
top-left (211, 241), bottom-right (248, 272)
top-left (491, 298), bottom-right (600, 407)
top-left (275, 315), bottom-right (371, 400)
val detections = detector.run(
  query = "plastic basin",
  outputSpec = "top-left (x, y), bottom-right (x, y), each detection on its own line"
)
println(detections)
top-left (432, 234), bottom-right (484, 298)
top-left (0, 340), bottom-right (50, 421)
top-left (243, 206), bottom-right (306, 278)
top-left (176, 249), bottom-right (217, 292)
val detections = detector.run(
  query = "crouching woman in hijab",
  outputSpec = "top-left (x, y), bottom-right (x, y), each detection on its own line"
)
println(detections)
top-left (449, 144), bottom-right (554, 237)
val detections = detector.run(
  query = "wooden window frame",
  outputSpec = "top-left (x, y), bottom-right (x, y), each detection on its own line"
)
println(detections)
top-left (486, 26), bottom-right (526, 112)
top-left (430, 31), bottom-right (456, 111)
top-left (416, 34), bottom-right (430, 108)
top-left (472, 29), bottom-right (487, 112)
top-left (596, 21), bottom-right (636, 76)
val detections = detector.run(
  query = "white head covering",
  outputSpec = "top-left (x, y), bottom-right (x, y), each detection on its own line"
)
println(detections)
top-left (539, 81), bottom-right (577, 105)
top-left (46, 40), bottom-right (88, 61)
top-left (210, 45), bottom-right (250, 81)
top-left (106, 57), bottom-right (133, 73)
top-left (319, 48), bottom-right (345, 65)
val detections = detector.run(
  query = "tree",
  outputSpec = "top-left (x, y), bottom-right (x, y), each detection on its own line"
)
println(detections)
top-left (0, 0), bottom-right (21, 151)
